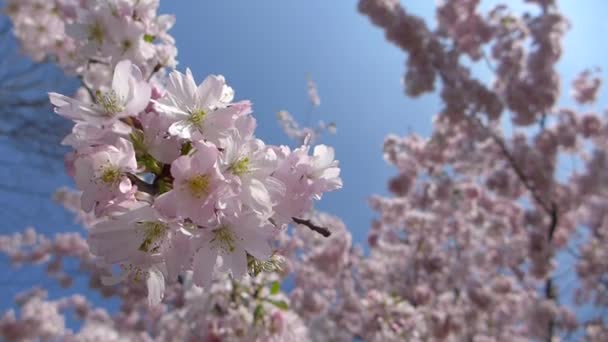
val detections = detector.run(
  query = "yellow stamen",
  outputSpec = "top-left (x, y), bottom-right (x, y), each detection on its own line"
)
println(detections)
top-left (187, 174), bottom-right (210, 198)
top-left (100, 166), bottom-right (121, 184)
top-left (89, 22), bottom-right (105, 44)
top-left (95, 90), bottom-right (123, 115)
top-left (189, 109), bottom-right (206, 127)
top-left (138, 221), bottom-right (167, 253)
top-left (210, 226), bottom-right (236, 253)
top-left (229, 158), bottom-right (250, 176)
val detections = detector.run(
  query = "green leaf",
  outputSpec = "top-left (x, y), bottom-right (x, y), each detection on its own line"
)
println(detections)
top-left (266, 299), bottom-right (289, 311)
top-left (129, 131), bottom-right (146, 154)
top-left (139, 154), bottom-right (162, 175)
top-left (157, 178), bottom-right (173, 194)
top-left (253, 304), bottom-right (265, 323)
top-left (270, 281), bottom-right (281, 295)
top-left (143, 34), bottom-right (155, 43)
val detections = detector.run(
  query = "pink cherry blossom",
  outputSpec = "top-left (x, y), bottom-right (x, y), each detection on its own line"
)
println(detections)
top-left (73, 137), bottom-right (137, 213)
top-left (163, 141), bottom-right (227, 225)
top-left (154, 70), bottom-right (238, 142)
top-left (49, 60), bottom-right (151, 125)
top-left (191, 211), bottom-right (276, 288)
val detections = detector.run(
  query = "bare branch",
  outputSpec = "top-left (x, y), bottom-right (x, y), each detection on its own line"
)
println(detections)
top-left (127, 174), bottom-right (157, 195)
top-left (292, 217), bottom-right (332, 237)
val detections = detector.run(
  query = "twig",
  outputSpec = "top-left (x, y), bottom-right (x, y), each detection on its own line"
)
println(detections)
top-left (127, 174), bottom-right (156, 195)
top-left (147, 63), bottom-right (162, 82)
top-left (292, 217), bottom-right (332, 237)
top-left (78, 77), bottom-right (96, 101)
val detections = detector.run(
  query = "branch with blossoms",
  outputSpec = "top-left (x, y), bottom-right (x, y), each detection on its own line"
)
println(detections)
top-left (357, 0), bottom-right (608, 340)
top-left (5, 0), bottom-right (608, 341)
top-left (4, 0), bottom-right (343, 308)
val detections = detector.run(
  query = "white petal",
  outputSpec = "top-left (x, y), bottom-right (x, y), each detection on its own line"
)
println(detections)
top-left (221, 247), bottom-right (247, 279)
top-left (168, 120), bottom-right (194, 139)
top-left (112, 60), bottom-right (133, 101)
top-left (197, 75), bottom-right (224, 109)
top-left (192, 243), bottom-right (217, 288)
top-left (146, 267), bottom-right (165, 306)
top-left (313, 145), bottom-right (335, 169)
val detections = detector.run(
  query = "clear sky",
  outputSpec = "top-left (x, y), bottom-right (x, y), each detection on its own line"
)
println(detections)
top-left (1, 0), bottom-right (607, 318)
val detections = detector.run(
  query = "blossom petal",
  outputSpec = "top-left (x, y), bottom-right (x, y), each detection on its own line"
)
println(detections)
top-left (197, 75), bottom-right (224, 109)
top-left (192, 243), bottom-right (217, 288)
top-left (146, 267), bottom-right (165, 306)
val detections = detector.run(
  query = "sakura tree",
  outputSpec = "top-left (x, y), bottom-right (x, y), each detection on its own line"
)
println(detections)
top-left (1, 0), bottom-right (608, 341)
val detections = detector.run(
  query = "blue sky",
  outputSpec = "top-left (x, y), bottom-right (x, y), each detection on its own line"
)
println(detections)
top-left (1, 0), bottom-right (607, 319)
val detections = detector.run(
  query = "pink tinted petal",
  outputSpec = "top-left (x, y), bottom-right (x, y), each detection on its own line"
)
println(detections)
top-left (118, 177), bottom-right (132, 193)
top-left (112, 60), bottom-right (133, 101)
top-left (80, 191), bottom-right (96, 213)
top-left (244, 178), bottom-right (273, 217)
top-left (170, 155), bottom-right (192, 180)
top-left (206, 107), bottom-right (237, 131)
top-left (192, 141), bottom-right (219, 172)
top-left (235, 114), bottom-right (257, 138)
top-left (125, 80), bottom-right (152, 115)
top-left (234, 224), bottom-right (273, 261)
top-left (146, 268), bottom-right (165, 306)
top-left (165, 70), bottom-right (196, 109)
top-left (168, 120), bottom-right (193, 139)
top-left (197, 75), bottom-right (224, 109)
top-left (221, 247), bottom-right (247, 279)
top-left (313, 145), bottom-right (335, 168)
top-left (192, 244), bottom-right (217, 288)
top-left (154, 191), bottom-right (178, 218)
top-left (164, 230), bottom-right (191, 281)
top-left (184, 69), bottom-right (198, 103)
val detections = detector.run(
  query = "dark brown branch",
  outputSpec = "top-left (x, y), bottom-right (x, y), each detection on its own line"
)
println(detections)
top-left (486, 127), bottom-right (554, 216)
top-left (78, 77), bottom-right (96, 100)
top-left (127, 174), bottom-right (157, 195)
top-left (147, 63), bottom-right (162, 82)
top-left (544, 202), bottom-right (559, 342)
top-left (292, 217), bottom-right (332, 237)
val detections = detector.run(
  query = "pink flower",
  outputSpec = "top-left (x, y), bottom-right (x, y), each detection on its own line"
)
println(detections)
top-left (219, 132), bottom-right (285, 219)
top-left (73, 138), bottom-right (137, 213)
top-left (49, 60), bottom-right (151, 125)
top-left (154, 70), bottom-right (237, 142)
top-left (307, 145), bottom-right (343, 197)
top-left (164, 141), bottom-right (227, 225)
top-left (191, 211), bottom-right (275, 288)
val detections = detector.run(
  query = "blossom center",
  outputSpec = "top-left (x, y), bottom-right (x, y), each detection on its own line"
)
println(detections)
top-left (189, 109), bottom-right (206, 127)
top-left (100, 166), bottom-right (122, 184)
top-left (96, 90), bottom-right (124, 115)
top-left (187, 174), bottom-right (210, 198)
top-left (88, 22), bottom-right (105, 44)
top-left (138, 221), bottom-right (167, 253)
top-left (121, 39), bottom-right (133, 52)
top-left (210, 226), bottom-right (236, 253)
top-left (229, 157), bottom-right (250, 176)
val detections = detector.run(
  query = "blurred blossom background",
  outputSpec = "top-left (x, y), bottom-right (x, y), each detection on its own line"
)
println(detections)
top-left (0, 0), bottom-right (607, 335)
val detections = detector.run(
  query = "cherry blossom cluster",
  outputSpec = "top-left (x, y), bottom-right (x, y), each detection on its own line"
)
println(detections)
top-left (4, 0), bottom-right (608, 340)
top-left (48, 57), bottom-right (341, 304)
top-left (0, 222), bottom-right (311, 341)
top-left (5, 0), bottom-right (177, 85)
top-left (332, 0), bottom-right (608, 340)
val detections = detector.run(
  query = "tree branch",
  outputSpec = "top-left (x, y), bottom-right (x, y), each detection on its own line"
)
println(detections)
top-left (292, 217), bottom-right (332, 237)
top-left (127, 174), bottom-right (157, 195)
